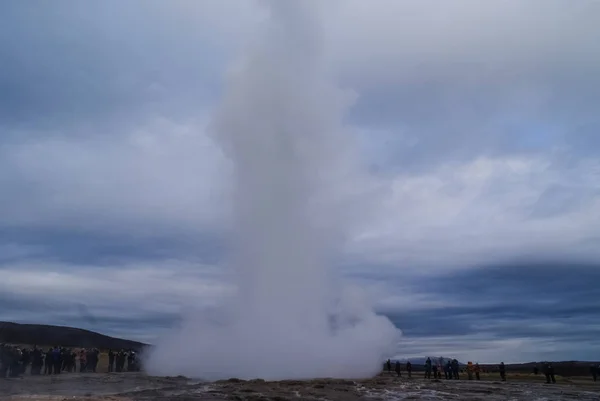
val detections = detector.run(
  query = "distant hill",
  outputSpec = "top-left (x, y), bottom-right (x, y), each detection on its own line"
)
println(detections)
top-left (0, 321), bottom-right (147, 351)
top-left (480, 361), bottom-right (600, 377)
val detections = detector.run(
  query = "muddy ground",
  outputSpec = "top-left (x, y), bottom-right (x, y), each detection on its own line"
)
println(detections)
top-left (1, 373), bottom-right (599, 400)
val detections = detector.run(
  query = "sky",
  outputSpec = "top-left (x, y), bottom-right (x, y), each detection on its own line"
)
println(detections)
top-left (1, 0), bottom-right (600, 364)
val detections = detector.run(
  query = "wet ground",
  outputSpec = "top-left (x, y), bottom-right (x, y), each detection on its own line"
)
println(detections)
top-left (1, 373), bottom-right (599, 400)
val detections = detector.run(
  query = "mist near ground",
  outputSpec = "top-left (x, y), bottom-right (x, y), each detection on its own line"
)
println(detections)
top-left (146, 1), bottom-right (401, 380)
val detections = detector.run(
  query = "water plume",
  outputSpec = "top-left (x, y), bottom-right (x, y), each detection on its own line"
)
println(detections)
top-left (147, 0), bottom-right (401, 380)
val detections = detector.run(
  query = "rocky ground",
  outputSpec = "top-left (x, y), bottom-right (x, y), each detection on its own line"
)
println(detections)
top-left (1, 373), bottom-right (599, 400)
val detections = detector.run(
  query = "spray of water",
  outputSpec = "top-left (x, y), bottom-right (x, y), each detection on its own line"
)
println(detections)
top-left (147, 1), bottom-right (401, 380)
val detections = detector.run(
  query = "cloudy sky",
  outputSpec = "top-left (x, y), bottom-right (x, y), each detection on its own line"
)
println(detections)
top-left (1, 0), bottom-right (600, 364)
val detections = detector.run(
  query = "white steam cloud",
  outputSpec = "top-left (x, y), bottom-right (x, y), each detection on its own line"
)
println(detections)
top-left (147, 1), bottom-right (401, 380)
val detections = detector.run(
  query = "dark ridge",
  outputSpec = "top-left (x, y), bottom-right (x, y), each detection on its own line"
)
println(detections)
top-left (480, 361), bottom-right (600, 377)
top-left (0, 321), bottom-right (147, 351)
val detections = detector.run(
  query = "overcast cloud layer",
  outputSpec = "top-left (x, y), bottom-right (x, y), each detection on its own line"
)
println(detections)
top-left (1, 0), bottom-right (599, 364)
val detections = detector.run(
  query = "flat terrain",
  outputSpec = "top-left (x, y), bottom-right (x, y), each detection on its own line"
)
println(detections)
top-left (1, 372), bottom-right (599, 400)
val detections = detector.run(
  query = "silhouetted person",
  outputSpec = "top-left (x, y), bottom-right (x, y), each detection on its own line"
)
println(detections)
top-left (443, 361), bottom-right (451, 379)
top-left (65, 349), bottom-right (74, 372)
top-left (70, 351), bottom-right (77, 372)
top-left (52, 346), bottom-right (62, 375)
top-left (395, 361), bottom-right (401, 377)
top-left (544, 362), bottom-right (556, 384)
top-left (32, 347), bottom-right (43, 375)
top-left (61, 348), bottom-right (72, 372)
top-left (591, 364), bottom-right (598, 382)
top-left (0, 345), bottom-right (18, 378)
top-left (499, 362), bottom-right (506, 381)
top-left (386, 359), bottom-right (392, 374)
top-left (116, 350), bottom-right (126, 372)
top-left (0, 345), bottom-right (8, 378)
top-left (79, 349), bottom-right (87, 372)
top-left (9, 347), bottom-right (21, 377)
top-left (127, 350), bottom-right (138, 372)
top-left (452, 359), bottom-right (460, 380)
top-left (475, 363), bottom-right (481, 380)
top-left (425, 357), bottom-right (432, 379)
top-left (127, 351), bottom-right (133, 372)
top-left (20, 348), bottom-right (30, 374)
top-left (108, 349), bottom-right (115, 372)
top-left (406, 361), bottom-right (412, 378)
top-left (44, 349), bottom-right (52, 374)
top-left (533, 366), bottom-right (539, 375)
top-left (86, 349), bottom-right (93, 372)
top-left (432, 363), bottom-right (438, 379)
top-left (91, 349), bottom-right (99, 372)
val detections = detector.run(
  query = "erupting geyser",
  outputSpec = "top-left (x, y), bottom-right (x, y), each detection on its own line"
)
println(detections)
top-left (147, 0), bottom-right (401, 380)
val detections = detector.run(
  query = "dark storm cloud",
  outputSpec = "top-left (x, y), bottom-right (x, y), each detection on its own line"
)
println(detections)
top-left (0, 227), bottom-right (226, 265)
top-left (0, 1), bottom-right (227, 130)
top-left (0, 293), bottom-right (54, 316)
top-left (378, 263), bottom-right (600, 353)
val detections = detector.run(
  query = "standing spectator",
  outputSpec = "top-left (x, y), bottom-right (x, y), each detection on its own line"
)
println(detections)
top-left (499, 362), bottom-right (506, 382)
top-left (79, 349), bottom-right (87, 373)
top-left (108, 349), bottom-right (115, 373)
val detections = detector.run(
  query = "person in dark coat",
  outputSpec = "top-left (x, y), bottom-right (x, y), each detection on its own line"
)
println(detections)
top-left (451, 359), bottom-right (460, 380)
top-left (424, 357), bottom-right (432, 379)
top-left (591, 364), bottom-right (598, 382)
top-left (31, 347), bottom-right (43, 375)
top-left (20, 348), bottom-right (30, 374)
top-left (44, 349), bottom-right (52, 374)
top-left (52, 346), bottom-right (62, 375)
top-left (406, 361), bottom-right (412, 378)
top-left (499, 362), bottom-right (506, 381)
top-left (9, 347), bottom-right (22, 377)
top-left (79, 349), bottom-right (87, 372)
top-left (93, 349), bottom-right (100, 372)
top-left (127, 351), bottom-right (136, 372)
top-left (544, 362), bottom-right (556, 384)
top-left (70, 350), bottom-right (77, 372)
top-left (117, 350), bottom-right (126, 372)
top-left (0, 345), bottom-right (9, 378)
top-left (395, 361), bottom-right (401, 377)
top-left (108, 349), bottom-right (115, 372)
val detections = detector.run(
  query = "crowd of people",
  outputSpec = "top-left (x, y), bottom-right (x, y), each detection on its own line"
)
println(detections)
top-left (384, 358), bottom-right (600, 383)
top-left (385, 358), bottom-right (462, 380)
top-left (0, 344), bottom-right (140, 378)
